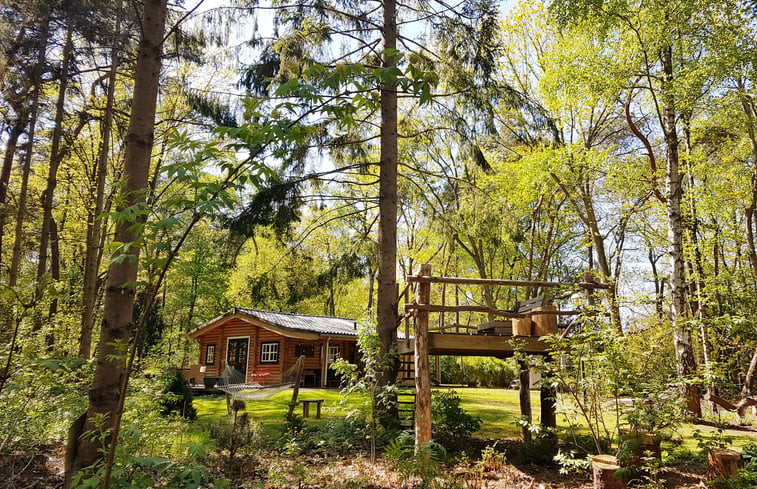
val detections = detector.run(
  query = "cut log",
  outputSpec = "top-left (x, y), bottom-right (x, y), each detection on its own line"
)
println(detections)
top-left (592, 455), bottom-right (627, 489)
top-left (532, 305), bottom-right (558, 335)
top-left (513, 317), bottom-right (533, 336)
top-left (707, 449), bottom-right (742, 479)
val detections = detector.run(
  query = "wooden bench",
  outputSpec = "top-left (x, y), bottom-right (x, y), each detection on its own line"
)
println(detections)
top-left (300, 399), bottom-right (324, 419)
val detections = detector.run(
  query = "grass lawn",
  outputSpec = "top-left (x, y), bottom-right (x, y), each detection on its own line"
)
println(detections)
top-left (193, 386), bottom-right (757, 451)
top-left (194, 389), bottom-right (369, 437)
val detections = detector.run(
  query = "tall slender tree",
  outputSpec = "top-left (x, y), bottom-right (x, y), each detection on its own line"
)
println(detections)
top-left (66, 0), bottom-right (168, 481)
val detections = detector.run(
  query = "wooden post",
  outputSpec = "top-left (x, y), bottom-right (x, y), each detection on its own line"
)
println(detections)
top-left (541, 357), bottom-right (557, 430)
top-left (455, 284), bottom-right (460, 334)
top-left (287, 355), bottom-right (305, 419)
top-left (435, 355), bottom-right (441, 384)
top-left (415, 263), bottom-right (432, 449)
top-left (518, 359), bottom-right (532, 442)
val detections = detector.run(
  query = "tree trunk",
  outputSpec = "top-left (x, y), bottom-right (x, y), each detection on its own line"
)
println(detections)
top-left (375, 0), bottom-right (399, 413)
top-left (738, 85), bottom-right (757, 397)
top-left (518, 359), bottom-right (532, 442)
top-left (661, 45), bottom-right (700, 417)
top-left (65, 0), bottom-right (167, 482)
top-left (37, 24), bottom-right (74, 294)
top-left (0, 124), bottom-right (23, 259)
top-left (0, 9), bottom-right (50, 398)
top-left (80, 1), bottom-right (122, 358)
top-left (592, 455), bottom-right (627, 489)
top-left (8, 12), bottom-right (50, 290)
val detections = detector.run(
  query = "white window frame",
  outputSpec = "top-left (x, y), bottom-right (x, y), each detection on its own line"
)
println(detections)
top-left (205, 344), bottom-right (216, 365)
top-left (260, 341), bottom-right (279, 364)
top-left (327, 344), bottom-right (341, 365)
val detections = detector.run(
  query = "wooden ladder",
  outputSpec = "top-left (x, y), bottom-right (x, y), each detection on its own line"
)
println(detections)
top-left (397, 389), bottom-right (416, 429)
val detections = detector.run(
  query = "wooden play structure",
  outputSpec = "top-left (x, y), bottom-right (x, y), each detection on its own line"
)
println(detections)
top-left (401, 264), bottom-right (610, 448)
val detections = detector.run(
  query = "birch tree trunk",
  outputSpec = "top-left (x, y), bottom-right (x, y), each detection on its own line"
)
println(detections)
top-left (737, 85), bottom-right (757, 397)
top-left (661, 45), bottom-right (700, 417)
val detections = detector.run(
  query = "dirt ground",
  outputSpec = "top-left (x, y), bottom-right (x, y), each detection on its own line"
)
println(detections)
top-left (1, 445), bottom-right (713, 489)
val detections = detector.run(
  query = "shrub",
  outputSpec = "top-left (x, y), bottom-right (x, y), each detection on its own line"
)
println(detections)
top-left (440, 356), bottom-right (516, 387)
top-left (431, 390), bottom-right (481, 447)
top-left (708, 469), bottom-right (757, 489)
top-left (274, 416), bottom-right (371, 455)
top-left (158, 369), bottom-right (197, 420)
top-left (207, 412), bottom-right (262, 477)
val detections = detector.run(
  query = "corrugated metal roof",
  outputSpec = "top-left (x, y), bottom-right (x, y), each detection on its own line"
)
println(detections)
top-left (235, 308), bottom-right (358, 337)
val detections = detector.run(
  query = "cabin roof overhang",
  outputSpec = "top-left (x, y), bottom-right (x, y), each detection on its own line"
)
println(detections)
top-left (187, 308), bottom-right (359, 341)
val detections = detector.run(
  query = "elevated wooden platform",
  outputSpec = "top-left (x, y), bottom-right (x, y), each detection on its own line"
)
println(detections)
top-left (403, 264), bottom-right (607, 449)
top-left (398, 333), bottom-right (550, 357)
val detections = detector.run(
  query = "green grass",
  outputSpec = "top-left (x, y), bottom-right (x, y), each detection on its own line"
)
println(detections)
top-left (194, 389), bottom-right (368, 436)
top-left (192, 387), bottom-right (757, 450)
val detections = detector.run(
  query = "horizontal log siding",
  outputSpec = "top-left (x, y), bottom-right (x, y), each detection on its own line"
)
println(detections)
top-left (256, 328), bottom-right (284, 384)
top-left (197, 329), bottom-right (223, 377)
top-left (284, 339), bottom-right (323, 372)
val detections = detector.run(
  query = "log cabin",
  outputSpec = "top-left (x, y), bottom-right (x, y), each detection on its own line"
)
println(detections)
top-left (185, 308), bottom-right (359, 388)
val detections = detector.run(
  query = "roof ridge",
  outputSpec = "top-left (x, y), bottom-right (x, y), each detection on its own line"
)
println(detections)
top-left (236, 307), bottom-right (356, 322)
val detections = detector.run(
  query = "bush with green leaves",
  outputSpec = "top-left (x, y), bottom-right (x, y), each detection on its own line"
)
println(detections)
top-left (331, 320), bottom-right (403, 459)
top-left (0, 356), bottom-right (91, 453)
top-left (439, 356), bottom-right (516, 387)
top-left (431, 390), bottom-right (481, 447)
top-left (157, 368), bottom-right (197, 420)
top-left (206, 410), bottom-right (262, 478)
top-left (708, 469), bottom-right (757, 489)
top-left (73, 406), bottom-right (226, 489)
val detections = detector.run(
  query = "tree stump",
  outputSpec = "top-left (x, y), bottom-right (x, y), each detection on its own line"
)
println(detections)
top-left (592, 455), bottom-right (627, 489)
top-left (707, 449), bottom-right (742, 479)
top-left (619, 429), bottom-right (661, 466)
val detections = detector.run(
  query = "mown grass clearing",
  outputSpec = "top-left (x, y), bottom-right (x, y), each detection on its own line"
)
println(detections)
top-left (193, 387), bottom-right (757, 451)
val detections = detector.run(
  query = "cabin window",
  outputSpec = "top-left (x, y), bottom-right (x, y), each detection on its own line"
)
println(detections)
top-left (260, 342), bottom-right (279, 363)
top-left (327, 344), bottom-right (341, 365)
top-left (205, 344), bottom-right (216, 365)
top-left (295, 345), bottom-right (315, 357)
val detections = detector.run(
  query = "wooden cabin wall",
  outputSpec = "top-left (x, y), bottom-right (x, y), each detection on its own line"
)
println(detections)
top-left (194, 319), bottom-right (358, 386)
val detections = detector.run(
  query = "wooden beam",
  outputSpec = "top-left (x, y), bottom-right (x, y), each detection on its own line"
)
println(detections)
top-left (414, 264), bottom-right (432, 449)
top-left (405, 303), bottom-right (581, 317)
top-left (397, 333), bottom-right (555, 356)
top-left (406, 275), bottom-right (612, 289)
top-left (428, 334), bottom-right (550, 355)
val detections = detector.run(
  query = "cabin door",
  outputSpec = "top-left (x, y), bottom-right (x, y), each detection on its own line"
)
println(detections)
top-left (227, 338), bottom-right (249, 379)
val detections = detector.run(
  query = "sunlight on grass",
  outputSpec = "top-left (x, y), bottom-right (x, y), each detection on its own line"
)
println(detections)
top-left (194, 389), bottom-right (369, 436)
top-left (192, 387), bottom-right (757, 450)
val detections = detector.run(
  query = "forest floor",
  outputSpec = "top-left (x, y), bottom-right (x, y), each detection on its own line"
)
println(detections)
top-left (10, 388), bottom-right (757, 488)
top-left (7, 444), bottom-right (711, 489)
